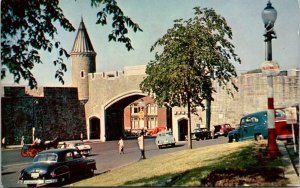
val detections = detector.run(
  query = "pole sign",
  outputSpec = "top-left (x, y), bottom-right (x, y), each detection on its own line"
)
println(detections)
top-left (261, 61), bottom-right (280, 76)
top-left (285, 107), bottom-right (297, 124)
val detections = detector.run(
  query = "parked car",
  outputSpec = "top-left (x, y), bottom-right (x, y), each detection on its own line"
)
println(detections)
top-left (213, 124), bottom-right (234, 138)
top-left (146, 126), bottom-right (167, 136)
top-left (228, 110), bottom-right (299, 143)
top-left (18, 148), bottom-right (96, 187)
top-left (192, 128), bottom-right (212, 140)
top-left (274, 108), bottom-right (299, 142)
top-left (65, 142), bottom-right (92, 156)
top-left (155, 130), bottom-right (176, 149)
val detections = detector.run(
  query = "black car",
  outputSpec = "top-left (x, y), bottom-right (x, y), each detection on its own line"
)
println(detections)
top-left (192, 128), bottom-right (212, 140)
top-left (18, 148), bottom-right (96, 187)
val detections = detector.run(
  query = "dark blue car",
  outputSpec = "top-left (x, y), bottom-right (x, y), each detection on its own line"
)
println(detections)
top-left (18, 148), bottom-right (96, 187)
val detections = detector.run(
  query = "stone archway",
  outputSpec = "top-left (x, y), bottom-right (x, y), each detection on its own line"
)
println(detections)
top-left (178, 118), bottom-right (188, 141)
top-left (104, 93), bottom-right (146, 141)
top-left (89, 117), bottom-right (100, 139)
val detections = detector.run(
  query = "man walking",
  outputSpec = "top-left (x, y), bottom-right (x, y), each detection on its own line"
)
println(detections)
top-left (138, 130), bottom-right (146, 160)
top-left (118, 137), bottom-right (124, 154)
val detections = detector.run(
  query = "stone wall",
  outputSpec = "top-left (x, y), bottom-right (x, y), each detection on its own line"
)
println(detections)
top-left (207, 72), bottom-right (299, 128)
top-left (1, 86), bottom-right (86, 145)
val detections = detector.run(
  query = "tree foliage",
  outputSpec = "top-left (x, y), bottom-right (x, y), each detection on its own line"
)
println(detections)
top-left (140, 7), bottom-right (240, 149)
top-left (140, 7), bottom-right (241, 112)
top-left (1, 0), bottom-right (142, 88)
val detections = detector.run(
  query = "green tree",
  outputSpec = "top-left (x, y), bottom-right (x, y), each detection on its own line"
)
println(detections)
top-left (1, 0), bottom-right (142, 88)
top-left (140, 7), bottom-right (241, 149)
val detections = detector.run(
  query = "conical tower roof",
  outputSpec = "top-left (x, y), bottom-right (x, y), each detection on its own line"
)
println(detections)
top-left (71, 18), bottom-right (96, 55)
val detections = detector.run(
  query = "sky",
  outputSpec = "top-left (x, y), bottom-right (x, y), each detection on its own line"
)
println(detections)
top-left (1, 0), bottom-right (300, 87)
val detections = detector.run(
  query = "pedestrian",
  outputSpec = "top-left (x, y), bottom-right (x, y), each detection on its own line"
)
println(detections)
top-left (2, 137), bottom-right (6, 148)
top-left (138, 131), bottom-right (146, 160)
top-left (80, 132), bottom-right (83, 142)
top-left (118, 137), bottom-right (124, 154)
top-left (21, 136), bottom-right (24, 146)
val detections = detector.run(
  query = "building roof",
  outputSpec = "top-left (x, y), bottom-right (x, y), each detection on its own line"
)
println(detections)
top-left (71, 17), bottom-right (96, 55)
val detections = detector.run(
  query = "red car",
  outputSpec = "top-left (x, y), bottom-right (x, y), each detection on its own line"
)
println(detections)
top-left (213, 124), bottom-right (235, 138)
top-left (146, 126), bottom-right (167, 136)
top-left (275, 108), bottom-right (299, 142)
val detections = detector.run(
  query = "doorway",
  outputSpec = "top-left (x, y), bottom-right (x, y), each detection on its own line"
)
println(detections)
top-left (178, 119), bottom-right (188, 141)
top-left (90, 117), bottom-right (100, 139)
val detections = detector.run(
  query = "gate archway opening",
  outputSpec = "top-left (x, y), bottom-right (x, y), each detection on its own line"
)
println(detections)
top-left (178, 118), bottom-right (188, 141)
top-left (90, 117), bottom-right (100, 139)
top-left (105, 94), bottom-right (146, 141)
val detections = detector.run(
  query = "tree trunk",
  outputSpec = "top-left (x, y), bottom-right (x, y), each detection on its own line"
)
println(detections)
top-left (187, 94), bottom-right (192, 149)
top-left (206, 99), bottom-right (211, 131)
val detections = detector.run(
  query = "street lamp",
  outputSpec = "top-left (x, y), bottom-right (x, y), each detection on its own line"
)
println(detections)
top-left (138, 99), bottom-right (146, 159)
top-left (261, 0), bottom-right (280, 157)
top-left (32, 99), bottom-right (39, 144)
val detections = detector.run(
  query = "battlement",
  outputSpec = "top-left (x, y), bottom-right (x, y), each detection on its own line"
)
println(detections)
top-left (2, 86), bottom-right (78, 99)
top-left (89, 65), bottom-right (147, 80)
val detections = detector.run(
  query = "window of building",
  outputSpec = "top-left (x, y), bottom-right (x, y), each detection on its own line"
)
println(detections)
top-left (80, 70), bottom-right (84, 78)
top-left (131, 117), bottom-right (140, 129)
top-left (131, 104), bottom-right (140, 115)
top-left (148, 117), bottom-right (157, 129)
top-left (147, 104), bottom-right (157, 115)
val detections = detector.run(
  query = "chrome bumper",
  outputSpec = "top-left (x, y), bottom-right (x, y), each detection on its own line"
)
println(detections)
top-left (18, 178), bottom-right (58, 185)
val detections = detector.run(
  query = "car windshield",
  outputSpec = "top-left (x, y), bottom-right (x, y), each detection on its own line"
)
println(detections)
top-left (33, 153), bottom-right (58, 163)
top-left (166, 131), bottom-right (173, 135)
top-left (75, 143), bottom-right (83, 146)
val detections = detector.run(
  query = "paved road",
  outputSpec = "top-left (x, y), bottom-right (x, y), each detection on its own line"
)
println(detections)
top-left (1, 137), bottom-right (227, 187)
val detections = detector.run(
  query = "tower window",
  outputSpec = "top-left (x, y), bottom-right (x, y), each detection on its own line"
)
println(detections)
top-left (81, 70), bottom-right (84, 78)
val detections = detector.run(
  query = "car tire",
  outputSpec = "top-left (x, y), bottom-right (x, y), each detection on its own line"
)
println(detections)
top-left (255, 134), bottom-right (263, 141)
top-left (234, 134), bottom-right (239, 142)
top-left (228, 136), bottom-right (233, 143)
top-left (88, 168), bottom-right (94, 177)
top-left (27, 184), bottom-right (37, 187)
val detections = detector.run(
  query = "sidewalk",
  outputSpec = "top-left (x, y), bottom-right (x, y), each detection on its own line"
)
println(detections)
top-left (277, 141), bottom-right (299, 186)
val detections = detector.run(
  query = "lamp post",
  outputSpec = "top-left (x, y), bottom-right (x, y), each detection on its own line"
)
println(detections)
top-left (261, 0), bottom-right (280, 157)
top-left (32, 99), bottom-right (39, 144)
top-left (138, 99), bottom-right (146, 159)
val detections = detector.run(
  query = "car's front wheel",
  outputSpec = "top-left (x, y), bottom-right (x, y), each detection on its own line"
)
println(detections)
top-left (234, 134), bottom-right (239, 142)
top-left (228, 135), bottom-right (233, 143)
top-left (87, 168), bottom-right (94, 177)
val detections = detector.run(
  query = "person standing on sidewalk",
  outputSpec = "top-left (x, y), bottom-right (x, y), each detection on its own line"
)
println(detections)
top-left (118, 137), bottom-right (124, 154)
top-left (21, 136), bottom-right (24, 146)
top-left (2, 137), bottom-right (6, 148)
top-left (80, 132), bottom-right (83, 142)
top-left (138, 131), bottom-right (146, 160)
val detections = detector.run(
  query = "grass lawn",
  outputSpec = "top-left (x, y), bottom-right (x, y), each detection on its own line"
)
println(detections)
top-left (67, 140), bottom-right (288, 187)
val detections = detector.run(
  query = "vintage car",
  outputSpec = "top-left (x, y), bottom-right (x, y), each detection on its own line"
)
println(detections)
top-left (18, 148), bottom-right (96, 187)
top-left (146, 126), bottom-right (167, 136)
top-left (228, 110), bottom-right (299, 143)
top-left (155, 130), bottom-right (176, 149)
top-left (213, 124), bottom-right (234, 138)
top-left (192, 128), bottom-right (212, 140)
top-left (65, 142), bottom-right (92, 155)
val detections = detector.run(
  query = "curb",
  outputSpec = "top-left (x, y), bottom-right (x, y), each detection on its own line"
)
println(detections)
top-left (3, 140), bottom-right (102, 150)
top-left (277, 141), bottom-right (300, 186)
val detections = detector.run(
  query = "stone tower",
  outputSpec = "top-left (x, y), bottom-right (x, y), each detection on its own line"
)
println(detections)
top-left (71, 17), bottom-right (96, 100)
